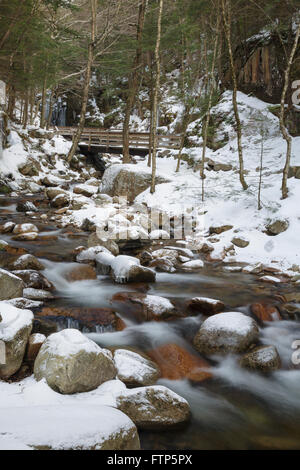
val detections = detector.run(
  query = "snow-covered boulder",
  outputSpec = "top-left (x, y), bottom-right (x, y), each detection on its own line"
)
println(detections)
top-left (13, 223), bottom-right (39, 234)
top-left (0, 302), bottom-right (33, 378)
top-left (111, 255), bottom-right (156, 284)
top-left (113, 292), bottom-right (178, 321)
top-left (0, 405), bottom-right (140, 450)
top-left (34, 329), bottom-right (117, 394)
top-left (240, 345), bottom-right (281, 371)
top-left (13, 254), bottom-right (45, 271)
top-left (23, 288), bottom-right (54, 301)
top-left (193, 311), bottom-right (259, 355)
top-left (0, 269), bottom-right (24, 300)
top-left (100, 164), bottom-right (170, 202)
top-left (114, 349), bottom-right (160, 387)
top-left (73, 184), bottom-right (98, 197)
top-left (88, 233), bottom-right (119, 255)
top-left (116, 385), bottom-right (190, 430)
top-left (12, 270), bottom-right (53, 291)
top-left (76, 246), bottom-right (111, 263)
top-left (266, 219), bottom-right (289, 236)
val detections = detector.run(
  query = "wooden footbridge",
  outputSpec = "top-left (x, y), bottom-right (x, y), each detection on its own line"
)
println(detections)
top-left (55, 127), bottom-right (181, 156)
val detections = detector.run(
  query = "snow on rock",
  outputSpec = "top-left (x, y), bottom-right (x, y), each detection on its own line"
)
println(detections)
top-left (193, 311), bottom-right (259, 355)
top-left (143, 295), bottom-right (175, 317)
top-left (13, 223), bottom-right (39, 234)
top-left (23, 288), bottom-right (54, 301)
top-left (187, 297), bottom-right (225, 315)
top-left (240, 345), bottom-right (281, 371)
top-left (114, 349), bottom-right (160, 387)
top-left (34, 329), bottom-right (117, 394)
top-left (0, 405), bottom-right (140, 450)
top-left (116, 385), bottom-right (190, 430)
top-left (181, 259), bottom-right (204, 270)
top-left (0, 302), bottom-right (33, 378)
top-left (111, 255), bottom-right (156, 284)
top-left (76, 245), bottom-right (111, 263)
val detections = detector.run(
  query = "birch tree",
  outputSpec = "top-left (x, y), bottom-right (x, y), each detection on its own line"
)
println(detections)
top-left (150, 0), bottom-right (163, 194)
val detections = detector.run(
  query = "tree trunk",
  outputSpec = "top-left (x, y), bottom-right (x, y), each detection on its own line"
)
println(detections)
top-left (150, 0), bottom-right (163, 194)
top-left (7, 85), bottom-right (16, 119)
top-left (221, 0), bottom-right (248, 190)
top-left (40, 75), bottom-right (47, 129)
top-left (201, 11), bottom-right (220, 201)
top-left (46, 89), bottom-right (54, 130)
top-left (123, 0), bottom-right (146, 164)
top-left (281, 23), bottom-right (300, 199)
top-left (67, 0), bottom-right (97, 164)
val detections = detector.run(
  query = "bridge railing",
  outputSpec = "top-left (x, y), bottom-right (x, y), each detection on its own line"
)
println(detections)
top-left (55, 127), bottom-right (181, 150)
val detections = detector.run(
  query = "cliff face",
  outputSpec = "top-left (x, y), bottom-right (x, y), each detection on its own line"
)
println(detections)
top-left (224, 32), bottom-right (300, 105)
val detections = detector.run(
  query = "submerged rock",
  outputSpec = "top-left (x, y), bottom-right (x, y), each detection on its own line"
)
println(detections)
top-left (147, 343), bottom-right (212, 382)
top-left (251, 303), bottom-right (282, 322)
top-left (193, 311), bottom-right (259, 355)
top-left (34, 329), bottom-right (117, 394)
top-left (0, 302), bottom-right (33, 378)
top-left (116, 385), bottom-right (190, 430)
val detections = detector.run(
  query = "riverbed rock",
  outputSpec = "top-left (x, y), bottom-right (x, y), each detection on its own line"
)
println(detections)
top-left (0, 302), bottom-right (33, 378)
top-left (64, 264), bottom-right (97, 282)
top-left (0, 269), bottom-right (24, 300)
top-left (193, 311), bottom-right (259, 355)
top-left (112, 292), bottom-right (178, 322)
top-left (12, 270), bottom-right (53, 291)
top-left (0, 222), bottom-right (15, 234)
top-left (45, 188), bottom-right (66, 200)
top-left (34, 329), bottom-right (117, 394)
top-left (240, 345), bottom-right (281, 371)
top-left (76, 246), bottom-right (112, 264)
top-left (36, 307), bottom-right (117, 331)
top-left (5, 297), bottom-right (43, 310)
top-left (88, 233), bottom-right (119, 256)
top-left (73, 184), bottom-right (98, 197)
top-left (116, 385), bottom-right (190, 430)
top-left (51, 193), bottom-right (70, 209)
top-left (147, 343), bottom-right (212, 382)
top-left (111, 256), bottom-right (156, 284)
top-left (209, 225), bottom-right (233, 235)
top-left (266, 219), bottom-right (289, 236)
top-left (23, 288), bottom-right (54, 301)
top-left (25, 333), bottom-right (46, 365)
top-left (100, 164), bottom-right (170, 203)
top-left (13, 254), bottom-right (45, 271)
top-left (16, 201), bottom-right (38, 213)
top-left (13, 223), bottom-right (39, 235)
top-left (41, 176), bottom-right (59, 187)
top-left (12, 232), bottom-right (39, 241)
top-left (186, 297), bottom-right (225, 315)
top-left (251, 303), bottom-right (281, 322)
top-left (18, 161), bottom-right (40, 177)
top-left (0, 405), bottom-right (140, 450)
top-left (231, 236), bottom-right (250, 248)
top-left (114, 349), bottom-right (160, 387)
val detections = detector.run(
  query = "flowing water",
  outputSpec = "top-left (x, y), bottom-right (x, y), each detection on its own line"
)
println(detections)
top-left (1, 194), bottom-right (300, 450)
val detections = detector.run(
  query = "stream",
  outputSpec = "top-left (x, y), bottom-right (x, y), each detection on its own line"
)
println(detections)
top-left (1, 194), bottom-right (300, 450)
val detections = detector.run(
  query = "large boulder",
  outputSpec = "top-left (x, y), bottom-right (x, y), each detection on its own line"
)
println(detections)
top-left (13, 255), bottom-right (45, 271)
top-left (0, 269), bottom-right (24, 300)
top-left (116, 385), bottom-right (190, 430)
top-left (114, 349), bottom-right (160, 387)
top-left (34, 329), bottom-right (117, 394)
top-left (100, 164), bottom-right (170, 202)
top-left (193, 311), bottom-right (259, 355)
top-left (0, 302), bottom-right (33, 378)
top-left (12, 270), bottom-right (53, 291)
top-left (0, 405), bottom-right (140, 450)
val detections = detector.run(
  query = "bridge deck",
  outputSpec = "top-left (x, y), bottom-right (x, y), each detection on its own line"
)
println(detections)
top-left (55, 127), bottom-right (181, 151)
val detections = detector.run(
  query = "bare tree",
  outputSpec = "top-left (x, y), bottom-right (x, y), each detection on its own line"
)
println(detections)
top-left (150, 0), bottom-right (163, 194)
top-left (281, 22), bottom-right (300, 199)
top-left (221, 0), bottom-right (248, 190)
top-left (67, 0), bottom-right (97, 163)
top-left (122, 0), bottom-right (147, 164)
top-left (201, 7), bottom-right (220, 201)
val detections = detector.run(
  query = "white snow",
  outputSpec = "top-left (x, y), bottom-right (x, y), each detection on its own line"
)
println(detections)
top-left (39, 328), bottom-right (103, 358)
top-left (202, 311), bottom-right (256, 335)
top-left (114, 349), bottom-right (158, 384)
top-left (0, 302), bottom-right (33, 341)
top-left (110, 255), bottom-right (140, 282)
top-left (143, 295), bottom-right (174, 315)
